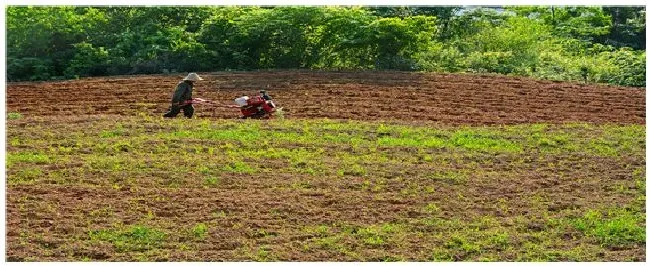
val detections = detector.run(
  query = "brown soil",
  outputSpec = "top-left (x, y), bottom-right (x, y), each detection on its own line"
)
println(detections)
top-left (4, 71), bottom-right (646, 261)
top-left (6, 70), bottom-right (645, 124)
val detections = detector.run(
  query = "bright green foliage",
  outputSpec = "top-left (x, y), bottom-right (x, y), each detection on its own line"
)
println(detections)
top-left (9, 168), bottom-right (43, 184)
top-left (508, 6), bottom-right (612, 41)
top-left (88, 225), bottom-right (167, 252)
top-left (7, 112), bottom-right (23, 120)
top-left (222, 161), bottom-right (255, 174)
top-left (451, 130), bottom-right (522, 153)
top-left (6, 6), bottom-right (645, 86)
top-left (7, 152), bottom-right (51, 167)
top-left (572, 209), bottom-right (645, 247)
top-left (191, 223), bottom-right (209, 239)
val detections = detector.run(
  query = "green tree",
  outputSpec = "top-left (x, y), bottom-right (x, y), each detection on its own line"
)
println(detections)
top-left (602, 6), bottom-right (645, 49)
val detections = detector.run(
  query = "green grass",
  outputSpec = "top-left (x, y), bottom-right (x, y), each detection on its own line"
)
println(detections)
top-left (100, 125), bottom-right (125, 138)
top-left (451, 129), bottom-right (522, 153)
top-left (88, 225), bottom-right (167, 252)
top-left (572, 209), bottom-right (645, 248)
top-left (149, 119), bottom-right (644, 158)
top-left (7, 152), bottom-right (52, 167)
top-left (377, 136), bottom-right (445, 148)
top-left (7, 112), bottom-right (22, 120)
top-left (190, 223), bottom-right (208, 240)
top-left (427, 170), bottom-right (468, 184)
top-left (222, 161), bottom-right (255, 174)
top-left (9, 168), bottom-right (43, 184)
top-left (6, 116), bottom-right (646, 261)
top-left (203, 176), bottom-right (220, 187)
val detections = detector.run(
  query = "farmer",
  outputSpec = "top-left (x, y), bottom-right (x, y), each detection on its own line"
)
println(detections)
top-left (163, 73), bottom-right (203, 119)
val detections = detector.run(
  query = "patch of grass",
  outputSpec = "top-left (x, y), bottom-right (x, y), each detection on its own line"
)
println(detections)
top-left (111, 141), bottom-right (134, 153)
top-left (533, 133), bottom-right (572, 150)
top-left (203, 176), bottom-right (220, 187)
top-left (100, 129), bottom-right (124, 138)
top-left (487, 232), bottom-right (510, 249)
top-left (633, 169), bottom-right (645, 192)
top-left (289, 158), bottom-right (324, 176)
top-left (191, 223), bottom-right (208, 240)
top-left (445, 233), bottom-right (481, 255)
top-left (424, 203), bottom-right (441, 213)
top-left (212, 210), bottom-right (227, 218)
top-left (588, 138), bottom-right (619, 156)
top-left (302, 225), bottom-right (330, 237)
top-left (355, 224), bottom-right (402, 247)
top-left (451, 130), bottom-right (522, 153)
top-left (377, 136), bottom-right (445, 148)
top-left (164, 127), bottom-right (262, 142)
top-left (178, 243), bottom-right (191, 251)
top-left (337, 163), bottom-right (367, 177)
top-left (89, 207), bottom-right (114, 218)
top-left (291, 180), bottom-right (314, 190)
top-left (7, 112), bottom-right (22, 120)
top-left (222, 161), bottom-right (255, 174)
top-left (571, 209), bottom-right (645, 248)
top-left (314, 235), bottom-right (346, 252)
top-left (84, 155), bottom-right (128, 172)
top-left (427, 170), bottom-right (468, 184)
top-left (430, 249), bottom-right (455, 261)
top-left (9, 168), bottom-right (43, 184)
top-left (254, 245), bottom-right (274, 261)
top-left (88, 225), bottom-right (166, 252)
top-left (6, 117), bottom-right (646, 261)
top-left (7, 152), bottom-right (52, 166)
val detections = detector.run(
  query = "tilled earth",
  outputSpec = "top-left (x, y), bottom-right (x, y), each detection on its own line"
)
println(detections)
top-left (6, 71), bottom-right (645, 124)
top-left (4, 71), bottom-right (646, 261)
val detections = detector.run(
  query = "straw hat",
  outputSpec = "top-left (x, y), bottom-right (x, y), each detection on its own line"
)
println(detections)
top-left (183, 73), bottom-right (203, 81)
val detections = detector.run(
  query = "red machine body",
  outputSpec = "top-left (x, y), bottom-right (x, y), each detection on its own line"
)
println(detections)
top-left (239, 96), bottom-right (277, 119)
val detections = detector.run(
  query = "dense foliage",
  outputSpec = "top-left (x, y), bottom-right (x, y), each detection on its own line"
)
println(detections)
top-left (6, 6), bottom-right (646, 87)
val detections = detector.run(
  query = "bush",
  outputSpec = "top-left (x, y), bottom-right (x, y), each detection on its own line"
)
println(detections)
top-left (7, 57), bottom-right (54, 81)
top-left (5, 6), bottom-right (646, 87)
top-left (596, 48), bottom-right (646, 87)
top-left (64, 42), bottom-right (110, 78)
top-left (465, 51), bottom-right (516, 74)
top-left (414, 42), bottom-right (465, 72)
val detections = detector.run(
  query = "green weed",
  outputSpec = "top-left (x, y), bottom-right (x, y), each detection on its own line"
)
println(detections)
top-left (428, 170), bottom-right (468, 184)
top-left (7, 152), bottom-right (51, 167)
top-left (572, 209), bottom-right (645, 247)
top-left (337, 163), bottom-right (367, 177)
top-left (7, 112), bottom-right (22, 120)
top-left (451, 130), bottom-right (521, 153)
top-left (355, 224), bottom-right (402, 247)
top-left (204, 176), bottom-right (220, 187)
top-left (191, 223), bottom-right (208, 240)
top-left (88, 225), bottom-right (166, 252)
top-left (222, 161), bottom-right (255, 174)
top-left (303, 225), bottom-right (330, 237)
top-left (254, 245), bottom-right (274, 261)
top-left (100, 129), bottom-right (124, 138)
top-left (9, 168), bottom-right (43, 184)
top-left (424, 203), bottom-right (441, 213)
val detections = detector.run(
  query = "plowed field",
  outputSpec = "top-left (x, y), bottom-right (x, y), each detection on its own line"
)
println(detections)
top-left (6, 71), bottom-right (645, 124)
top-left (5, 71), bottom-right (646, 262)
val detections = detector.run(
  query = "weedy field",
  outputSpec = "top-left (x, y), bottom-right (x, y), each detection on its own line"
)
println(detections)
top-left (5, 71), bottom-right (646, 261)
top-left (5, 115), bottom-right (645, 261)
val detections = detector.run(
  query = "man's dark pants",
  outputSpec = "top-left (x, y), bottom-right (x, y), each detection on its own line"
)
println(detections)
top-left (163, 104), bottom-right (194, 118)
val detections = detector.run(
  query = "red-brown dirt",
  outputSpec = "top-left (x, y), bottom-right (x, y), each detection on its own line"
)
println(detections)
top-left (4, 71), bottom-right (646, 261)
top-left (6, 71), bottom-right (645, 124)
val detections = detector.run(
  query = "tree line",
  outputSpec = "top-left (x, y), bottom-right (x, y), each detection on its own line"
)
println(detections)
top-left (6, 6), bottom-right (646, 87)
